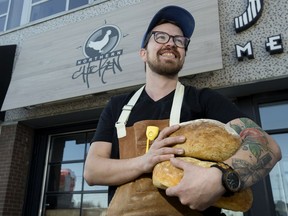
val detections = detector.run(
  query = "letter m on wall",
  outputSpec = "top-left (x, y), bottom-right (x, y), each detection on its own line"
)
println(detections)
top-left (235, 41), bottom-right (254, 61)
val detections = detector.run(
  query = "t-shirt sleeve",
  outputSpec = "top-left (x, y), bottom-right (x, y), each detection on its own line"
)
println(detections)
top-left (90, 93), bottom-right (133, 144)
top-left (91, 99), bottom-right (116, 143)
top-left (199, 88), bottom-right (247, 123)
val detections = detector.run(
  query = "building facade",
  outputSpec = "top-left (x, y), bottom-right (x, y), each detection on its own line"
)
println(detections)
top-left (0, 0), bottom-right (287, 216)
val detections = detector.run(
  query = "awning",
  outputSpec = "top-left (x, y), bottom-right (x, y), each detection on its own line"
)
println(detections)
top-left (0, 44), bottom-right (16, 119)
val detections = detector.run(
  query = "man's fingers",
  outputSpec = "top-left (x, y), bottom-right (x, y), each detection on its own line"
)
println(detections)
top-left (169, 157), bottom-right (186, 169)
top-left (159, 136), bottom-right (186, 147)
top-left (165, 158), bottom-right (188, 197)
top-left (157, 124), bottom-right (181, 140)
top-left (166, 183), bottom-right (178, 197)
top-left (156, 147), bottom-right (184, 157)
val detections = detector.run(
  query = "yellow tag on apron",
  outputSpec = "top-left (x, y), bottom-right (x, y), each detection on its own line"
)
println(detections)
top-left (145, 126), bottom-right (159, 153)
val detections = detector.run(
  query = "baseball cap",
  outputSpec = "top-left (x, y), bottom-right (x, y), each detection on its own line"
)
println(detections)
top-left (141, 5), bottom-right (195, 48)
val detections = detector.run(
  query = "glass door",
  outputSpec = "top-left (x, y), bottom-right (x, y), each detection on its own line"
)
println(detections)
top-left (40, 130), bottom-right (108, 216)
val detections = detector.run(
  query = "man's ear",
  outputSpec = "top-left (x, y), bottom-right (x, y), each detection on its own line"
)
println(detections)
top-left (139, 48), bottom-right (147, 62)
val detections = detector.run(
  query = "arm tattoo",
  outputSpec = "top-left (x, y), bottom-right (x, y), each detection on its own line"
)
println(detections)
top-left (229, 118), bottom-right (274, 185)
top-left (232, 154), bottom-right (273, 185)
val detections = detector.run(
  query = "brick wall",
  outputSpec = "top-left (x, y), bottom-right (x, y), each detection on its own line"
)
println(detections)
top-left (0, 123), bottom-right (34, 216)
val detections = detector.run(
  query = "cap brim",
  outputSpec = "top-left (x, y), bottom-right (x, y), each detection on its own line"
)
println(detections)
top-left (141, 5), bottom-right (195, 48)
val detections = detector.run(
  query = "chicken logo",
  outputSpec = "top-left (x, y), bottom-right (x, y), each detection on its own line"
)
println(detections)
top-left (84, 25), bottom-right (121, 58)
top-left (88, 30), bottom-right (112, 53)
top-left (73, 25), bottom-right (123, 88)
top-left (234, 0), bottom-right (264, 33)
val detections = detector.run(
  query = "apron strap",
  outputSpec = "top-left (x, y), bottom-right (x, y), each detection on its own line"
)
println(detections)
top-left (169, 81), bottom-right (184, 126)
top-left (115, 85), bottom-right (145, 138)
top-left (115, 82), bottom-right (184, 138)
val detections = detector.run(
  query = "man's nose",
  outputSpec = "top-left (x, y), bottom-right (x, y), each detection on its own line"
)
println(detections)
top-left (166, 37), bottom-right (176, 46)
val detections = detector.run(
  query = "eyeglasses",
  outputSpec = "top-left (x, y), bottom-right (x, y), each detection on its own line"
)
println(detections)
top-left (150, 31), bottom-right (190, 49)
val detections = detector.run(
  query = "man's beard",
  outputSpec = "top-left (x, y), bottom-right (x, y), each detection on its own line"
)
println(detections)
top-left (146, 48), bottom-right (184, 77)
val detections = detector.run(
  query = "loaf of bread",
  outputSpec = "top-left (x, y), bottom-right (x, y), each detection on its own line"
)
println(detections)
top-left (171, 119), bottom-right (242, 162)
top-left (152, 119), bottom-right (253, 212)
top-left (153, 157), bottom-right (253, 212)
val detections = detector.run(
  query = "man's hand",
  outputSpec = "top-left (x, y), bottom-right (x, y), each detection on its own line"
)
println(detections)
top-left (140, 124), bottom-right (186, 173)
top-left (165, 158), bottom-right (225, 211)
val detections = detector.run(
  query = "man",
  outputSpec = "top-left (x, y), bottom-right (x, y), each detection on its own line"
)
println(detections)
top-left (84, 5), bottom-right (282, 216)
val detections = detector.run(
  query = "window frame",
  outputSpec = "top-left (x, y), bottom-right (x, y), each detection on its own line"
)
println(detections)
top-left (22, 120), bottom-right (100, 216)
top-left (0, 0), bottom-right (12, 31)
top-left (1, 0), bottom-right (105, 33)
top-left (38, 129), bottom-right (108, 216)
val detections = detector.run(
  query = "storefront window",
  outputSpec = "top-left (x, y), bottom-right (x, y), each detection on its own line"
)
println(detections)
top-left (0, 0), bottom-right (101, 33)
top-left (30, 0), bottom-right (67, 22)
top-left (0, 0), bottom-right (24, 32)
top-left (259, 101), bottom-right (288, 216)
top-left (41, 131), bottom-right (108, 216)
top-left (259, 101), bottom-right (288, 131)
top-left (0, 0), bottom-right (9, 14)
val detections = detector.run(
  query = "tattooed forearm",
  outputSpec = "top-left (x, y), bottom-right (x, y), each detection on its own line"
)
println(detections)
top-left (229, 117), bottom-right (262, 133)
top-left (229, 118), bottom-right (274, 161)
top-left (232, 153), bottom-right (273, 185)
top-left (227, 117), bottom-right (281, 188)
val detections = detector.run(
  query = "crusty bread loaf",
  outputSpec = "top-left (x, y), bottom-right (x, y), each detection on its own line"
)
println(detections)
top-left (152, 119), bottom-right (253, 212)
top-left (171, 119), bottom-right (242, 162)
top-left (153, 157), bottom-right (215, 189)
top-left (153, 157), bottom-right (253, 212)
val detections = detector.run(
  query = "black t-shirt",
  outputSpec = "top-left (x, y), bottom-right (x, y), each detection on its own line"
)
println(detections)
top-left (91, 85), bottom-right (246, 214)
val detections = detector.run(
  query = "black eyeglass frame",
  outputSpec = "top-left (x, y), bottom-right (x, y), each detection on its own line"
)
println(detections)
top-left (150, 31), bottom-right (190, 49)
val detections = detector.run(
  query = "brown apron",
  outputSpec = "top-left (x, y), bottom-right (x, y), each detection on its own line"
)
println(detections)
top-left (106, 119), bottom-right (203, 216)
